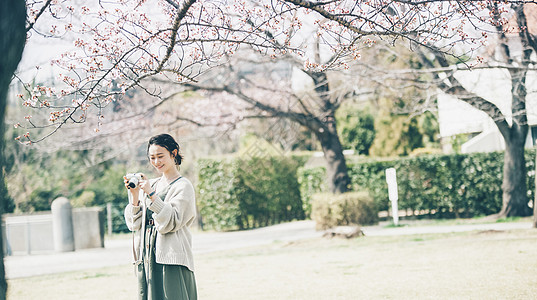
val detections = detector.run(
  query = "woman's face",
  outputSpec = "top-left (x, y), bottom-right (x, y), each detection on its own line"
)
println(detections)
top-left (148, 144), bottom-right (176, 174)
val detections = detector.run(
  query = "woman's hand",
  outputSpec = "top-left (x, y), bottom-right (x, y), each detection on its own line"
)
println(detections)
top-left (124, 176), bottom-right (141, 192)
top-left (137, 173), bottom-right (154, 198)
top-left (124, 175), bottom-right (142, 206)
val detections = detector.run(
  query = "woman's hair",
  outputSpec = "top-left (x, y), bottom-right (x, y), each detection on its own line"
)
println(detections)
top-left (147, 133), bottom-right (183, 165)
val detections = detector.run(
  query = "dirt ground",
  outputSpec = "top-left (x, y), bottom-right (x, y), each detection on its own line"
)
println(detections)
top-left (8, 228), bottom-right (537, 299)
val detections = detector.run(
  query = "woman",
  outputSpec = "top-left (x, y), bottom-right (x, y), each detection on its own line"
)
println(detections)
top-left (124, 133), bottom-right (197, 300)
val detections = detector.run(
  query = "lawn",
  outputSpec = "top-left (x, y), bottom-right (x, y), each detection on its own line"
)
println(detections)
top-left (8, 228), bottom-right (537, 299)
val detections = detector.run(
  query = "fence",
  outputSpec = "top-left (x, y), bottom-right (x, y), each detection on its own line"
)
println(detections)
top-left (3, 206), bottom-right (105, 256)
top-left (3, 213), bottom-right (53, 255)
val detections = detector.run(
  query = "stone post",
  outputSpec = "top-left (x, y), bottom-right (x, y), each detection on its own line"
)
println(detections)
top-left (51, 197), bottom-right (75, 252)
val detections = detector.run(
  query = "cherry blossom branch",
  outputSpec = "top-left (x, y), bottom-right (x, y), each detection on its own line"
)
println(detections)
top-left (26, 0), bottom-right (53, 32)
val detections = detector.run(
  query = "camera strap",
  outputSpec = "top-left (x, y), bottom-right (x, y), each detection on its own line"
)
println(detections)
top-left (132, 178), bottom-right (161, 268)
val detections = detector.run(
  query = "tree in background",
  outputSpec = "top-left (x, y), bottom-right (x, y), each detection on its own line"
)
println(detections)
top-left (181, 49), bottom-right (359, 193)
top-left (369, 97), bottom-right (440, 157)
top-left (336, 105), bottom-right (376, 155)
top-left (9, 1), bottom-right (531, 209)
top-left (324, 1), bottom-right (535, 216)
top-left (13, 1), bottom-right (513, 193)
top-left (1, 0), bottom-right (27, 298)
top-left (413, 3), bottom-right (537, 217)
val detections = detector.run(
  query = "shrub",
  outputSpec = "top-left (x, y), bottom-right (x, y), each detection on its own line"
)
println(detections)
top-left (197, 155), bottom-right (304, 231)
top-left (197, 159), bottom-right (239, 231)
top-left (72, 190), bottom-right (96, 208)
top-left (297, 166), bottom-right (328, 218)
top-left (301, 149), bottom-right (536, 219)
top-left (19, 188), bottom-right (61, 212)
top-left (311, 191), bottom-right (379, 230)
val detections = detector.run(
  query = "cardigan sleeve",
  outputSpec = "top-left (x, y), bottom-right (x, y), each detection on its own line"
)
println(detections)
top-left (149, 178), bottom-right (196, 234)
top-left (124, 203), bottom-right (143, 232)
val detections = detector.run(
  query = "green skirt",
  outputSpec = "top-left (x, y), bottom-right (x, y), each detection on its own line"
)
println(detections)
top-left (137, 226), bottom-right (197, 300)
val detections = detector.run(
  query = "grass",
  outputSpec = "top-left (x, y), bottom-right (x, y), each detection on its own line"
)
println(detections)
top-left (382, 216), bottom-right (532, 228)
top-left (8, 226), bottom-right (537, 299)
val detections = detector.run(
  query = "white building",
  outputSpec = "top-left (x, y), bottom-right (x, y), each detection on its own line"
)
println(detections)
top-left (437, 66), bottom-right (537, 153)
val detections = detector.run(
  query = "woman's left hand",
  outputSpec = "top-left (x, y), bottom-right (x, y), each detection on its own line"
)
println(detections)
top-left (137, 173), bottom-right (153, 196)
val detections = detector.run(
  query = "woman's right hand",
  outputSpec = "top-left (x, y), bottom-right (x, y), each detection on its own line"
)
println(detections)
top-left (124, 176), bottom-right (141, 206)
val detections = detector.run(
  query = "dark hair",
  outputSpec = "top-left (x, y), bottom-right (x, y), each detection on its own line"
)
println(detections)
top-left (147, 134), bottom-right (183, 165)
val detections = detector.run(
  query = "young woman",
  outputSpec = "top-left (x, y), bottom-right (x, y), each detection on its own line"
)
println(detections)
top-left (124, 133), bottom-right (197, 300)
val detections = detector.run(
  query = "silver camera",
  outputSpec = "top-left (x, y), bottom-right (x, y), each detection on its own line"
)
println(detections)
top-left (126, 173), bottom-right (142, 189)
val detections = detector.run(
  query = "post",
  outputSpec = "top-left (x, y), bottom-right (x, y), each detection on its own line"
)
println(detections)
top-left (51, 197), bottom-right (75, 252)
top-left (385, 168), bottom-right (399, 226)
top-left (533, 143), bottom-right (537, 228)
top-left (25, 220), bottom-right (31, 255)
top-left (107, 203), bottom-right (113, 236)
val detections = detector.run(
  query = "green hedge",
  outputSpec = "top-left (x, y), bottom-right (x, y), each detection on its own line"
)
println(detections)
top-left (198, 149), bottom-right (537, 230)
top-left (297, 166), bottom-right (328, 217)
top-left (197, 156), bottom-right (304, 231)
top-left (301, 150), bottom-right (536, 218)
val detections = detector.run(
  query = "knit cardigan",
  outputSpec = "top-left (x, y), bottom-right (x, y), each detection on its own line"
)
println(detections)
top-left (124, 177), bottom-right (196, 272)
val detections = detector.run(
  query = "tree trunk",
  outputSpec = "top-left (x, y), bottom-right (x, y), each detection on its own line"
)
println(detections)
top-left (498, 126), bottom-right (531, 217)
top-left (314, 113), bottom-right (350, 194)
top-left (498, 56), bottom-right (531, 218)
top-left (0, 0), bottom-right (27, 297)
top-left (306, 71), bottom-right (350, 194)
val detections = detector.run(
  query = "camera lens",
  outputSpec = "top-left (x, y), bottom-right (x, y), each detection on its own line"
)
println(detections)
top-left (128, 177), bottom-right (139, 189)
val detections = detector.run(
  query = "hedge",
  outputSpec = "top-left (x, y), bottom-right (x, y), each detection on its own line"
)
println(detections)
top-left (197, 156), bottom-right (304, 231)
top-left (198, 149), bottom-right (536, 231)
top-left (311, 192), bottom-right (379, 229)
top-left (301, 149), bottom-right (536, 218)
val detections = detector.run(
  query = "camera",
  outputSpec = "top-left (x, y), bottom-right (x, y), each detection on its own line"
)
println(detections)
top-left (126, 173), bottom-right (142, 189)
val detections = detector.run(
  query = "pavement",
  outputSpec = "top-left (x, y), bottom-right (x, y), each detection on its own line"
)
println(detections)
top-left (4, 219), bottom-right (534, 279)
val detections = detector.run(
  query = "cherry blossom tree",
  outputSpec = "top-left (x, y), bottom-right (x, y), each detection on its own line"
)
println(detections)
top-left (321, 2), bottom-right (537, 217)
top-left (12, 0), bottom-right (537, 202)
top-left (413, 3), bottom-right (537, 217)
top-left (1, 0), bottom-right (26, 297)
top-left (179, 48), bottom-right (362, 193)
top-left (17, 0), bottom-right (521, 142)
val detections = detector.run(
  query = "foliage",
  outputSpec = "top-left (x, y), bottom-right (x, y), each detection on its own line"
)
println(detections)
top-left (197, 158), bottom-right (240, 231)
top-left (17, 0), bottom-right (505, 143)
top-left (301, 149), bottom-right (536, 218)
top-left (418, 111), bottom-right (440, 148)
top-left (297, 166), bottom-right (328, 217)
top-left (18, 188), bottom-right (61, 212)
top-left (311, 191), bottom-right (379, 230)
top-left (368, 98), bottom-right (441, 157)
top-left (6, 147), bottom-right (93, 213)
top-left (72, 191), bottom-right (96, 208)
top-left (336, 107), bottom-right (376, 155)
top-left (197, 155), bottom-right (304, 231)
top-left (4, 139), bottom-right (133, 232)
top-left (0, 178), bottom-right (14, 213)
top-left (86, 165), bottom-right (131, 233)
top-left (87, 165), bottom-right (129, 206)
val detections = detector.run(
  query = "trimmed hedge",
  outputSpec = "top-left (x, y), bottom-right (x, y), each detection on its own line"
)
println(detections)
top-left (311, 192), bottom-right (379, 230)
top-left (198, 149), bottom-right (536, 231)
top-left (197, 156), bottom-right (304, 231)
top-left (301, 149), bottom-right (536, 218)
top-left (297, 166), bottom-right (328, 217)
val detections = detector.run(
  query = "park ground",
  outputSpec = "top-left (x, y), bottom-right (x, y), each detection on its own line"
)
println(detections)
top-left (7, 218), bottom-right (537, 299)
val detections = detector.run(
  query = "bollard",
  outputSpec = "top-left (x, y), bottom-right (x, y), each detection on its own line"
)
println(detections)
top-left (51, 197), bottom-right (75, 252)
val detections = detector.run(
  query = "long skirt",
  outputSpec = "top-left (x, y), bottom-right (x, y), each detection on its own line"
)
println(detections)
top-left (137, 226), bottom-right (197, 300)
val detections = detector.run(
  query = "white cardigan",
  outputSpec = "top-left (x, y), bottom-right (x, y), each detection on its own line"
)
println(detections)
top-left (124, 177), bottom-right (196, 272)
